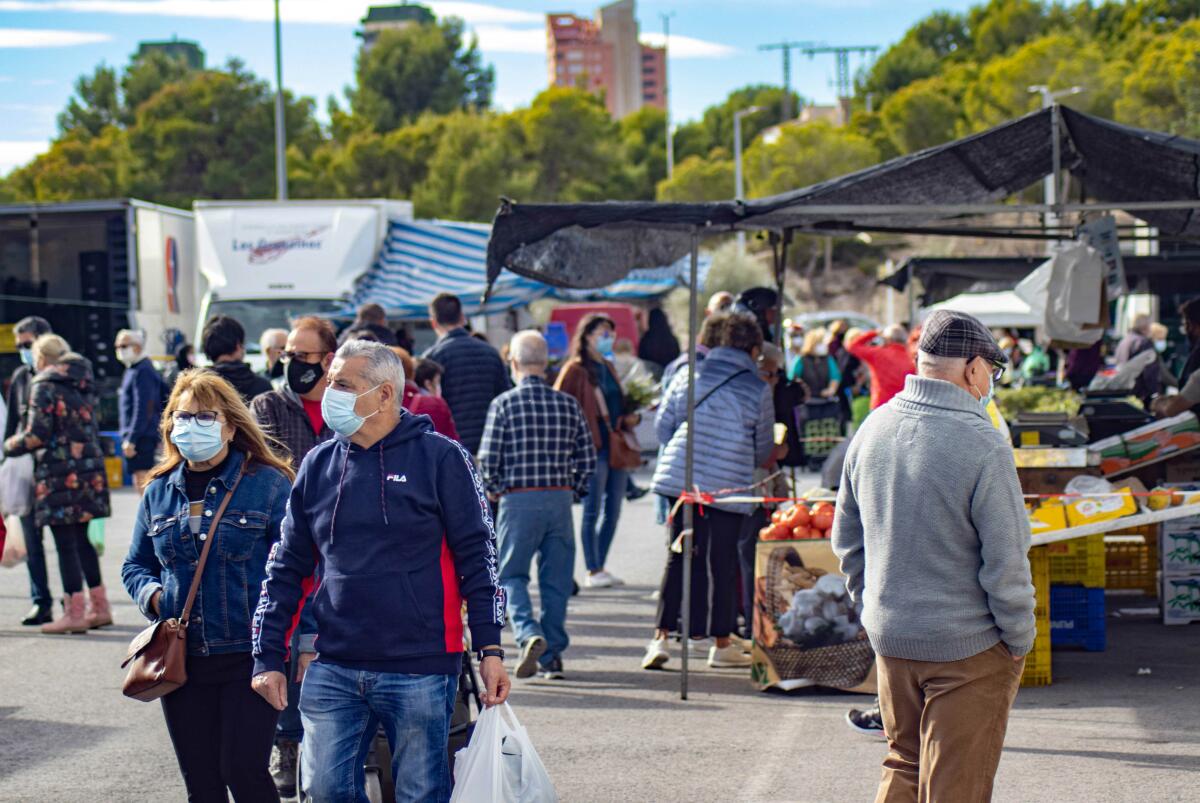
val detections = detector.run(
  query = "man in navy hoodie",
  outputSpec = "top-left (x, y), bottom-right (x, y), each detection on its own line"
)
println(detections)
top-left (251, 340), bottom-right (510, 803)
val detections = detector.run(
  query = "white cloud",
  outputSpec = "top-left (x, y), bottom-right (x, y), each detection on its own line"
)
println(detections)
top-left (640, 32), bottom-right (736, 59)
top-left (0, 139), bottom-right (49, 173)
top-left (0, 28), bottom-right (112, 48)
top-left (0, 0), bottom-right (541, 25)
top-left (472, 25), bottom-right (544, 55)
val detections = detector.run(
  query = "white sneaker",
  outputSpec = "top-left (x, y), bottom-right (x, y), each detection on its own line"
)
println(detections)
top-left (687, 638), bottom-right (711, 657)
top-left (605, 572), bottom-right (626, 586)
top-left (585, 572), bottom-right (614, 589)
top-left (709, 642), bottom-right (752, 668)
top-left (641, 637), bottom-right (670, 670)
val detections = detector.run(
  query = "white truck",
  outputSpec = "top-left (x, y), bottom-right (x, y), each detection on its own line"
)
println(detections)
top-left (193, 199), bottom-right (413, 364)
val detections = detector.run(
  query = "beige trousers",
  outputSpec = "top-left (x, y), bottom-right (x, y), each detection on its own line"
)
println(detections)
top-left (875, 642), bottom-right (1023, 803)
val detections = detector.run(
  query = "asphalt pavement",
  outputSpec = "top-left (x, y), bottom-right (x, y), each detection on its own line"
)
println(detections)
top-left (2, 472), bottom-right (1199, 802)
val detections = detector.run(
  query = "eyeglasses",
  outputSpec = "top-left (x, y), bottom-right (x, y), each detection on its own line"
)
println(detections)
top-left (985, 359), bottom-right (1005, 382)
top-left (172, 411), bottom-right (221, 427)
top-left (281, 350), bottom-right (329, 364)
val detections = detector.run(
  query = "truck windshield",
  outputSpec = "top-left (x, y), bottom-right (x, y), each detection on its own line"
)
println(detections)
top-left (207, 299), bottom-right (348, 353)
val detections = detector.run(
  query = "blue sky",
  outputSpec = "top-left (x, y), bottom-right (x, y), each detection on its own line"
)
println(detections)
top-left (0, 0), bottom-right (981, 172)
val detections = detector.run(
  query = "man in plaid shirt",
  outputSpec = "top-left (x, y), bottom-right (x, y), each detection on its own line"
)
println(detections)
top-left (479, 330), bottom-right (596, 680)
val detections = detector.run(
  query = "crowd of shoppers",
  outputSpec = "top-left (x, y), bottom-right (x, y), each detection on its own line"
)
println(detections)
top-left (116, 328), bottom-right (165, 493)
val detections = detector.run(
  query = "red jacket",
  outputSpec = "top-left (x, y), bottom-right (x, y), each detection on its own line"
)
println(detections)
top-left (402, 382), bottom-right (459, 441)
top-left (848, 330), bottom-right (916, 410)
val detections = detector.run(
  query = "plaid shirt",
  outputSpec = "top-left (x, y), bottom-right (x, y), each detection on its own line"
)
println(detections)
top-left (478, 376), bottom-right (596, 498)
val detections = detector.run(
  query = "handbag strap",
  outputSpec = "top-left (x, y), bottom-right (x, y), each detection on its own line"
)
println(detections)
top-left (179, 466), bottom-right (244, 627)
top-left (694, 369), bottom-right (752, 411)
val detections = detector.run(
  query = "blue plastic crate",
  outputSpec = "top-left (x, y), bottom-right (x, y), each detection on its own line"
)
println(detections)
top-left (1049, 585), bottom-right (1107, 651)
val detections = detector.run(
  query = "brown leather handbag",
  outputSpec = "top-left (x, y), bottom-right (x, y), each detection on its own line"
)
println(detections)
top-left (594, 386), bottom-right (642, 471)
top-left (121, 469), bottom-right (243, 702)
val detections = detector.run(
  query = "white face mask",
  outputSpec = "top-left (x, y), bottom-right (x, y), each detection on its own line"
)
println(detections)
top-left (813, 344), bottom-right (829, 357)
top-left (117, 346), bottom-right (138, 365)
top-left (1154, 340), bottom-right (1168, 353)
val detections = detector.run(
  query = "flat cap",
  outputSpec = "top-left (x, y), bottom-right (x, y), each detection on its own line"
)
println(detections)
top-left (918, 310), bottom-right (1008, 365)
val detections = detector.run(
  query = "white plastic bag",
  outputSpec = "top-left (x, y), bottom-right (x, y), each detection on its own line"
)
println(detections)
top-left (450, 703), bottom-right (557, 803)
top-left (0, 454), bottom-right (34, 518)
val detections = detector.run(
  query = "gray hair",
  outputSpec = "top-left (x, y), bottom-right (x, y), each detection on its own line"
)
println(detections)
top-left (334, 339), bottom-right (405, 412)
top-left (509, 330), bottom-right (548, 367)
top-left (116, 328), bottom-right (146, 347)
top-left (14, 316), bottom-right (52, 338)
top-left (259, 327), bottom-right (288, 352)
top-left (917, 350), bottom-right (967, 377)
top-left (882, 323), bottom-right (908, 344)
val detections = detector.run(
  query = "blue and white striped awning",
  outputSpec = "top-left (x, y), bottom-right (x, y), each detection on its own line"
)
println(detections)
top-left (349, 219), bottom-right (709, 318)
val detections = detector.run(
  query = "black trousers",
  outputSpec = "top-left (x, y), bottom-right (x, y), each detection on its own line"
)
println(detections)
top-left (160, 653), bottom-right (281, 803)
top-left (48, 522), bottom-right (101, 595)
top-left (737, 508), bottom-right (768, 640)
top-left (655, 499), bottom-right (744, 639)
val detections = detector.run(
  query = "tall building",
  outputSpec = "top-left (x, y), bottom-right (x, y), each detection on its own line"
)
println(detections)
top-left (547, 0), bottom-right (664, 118)
top-left (358, 3), bottom-right (435, 52)
top-left (135, 38), bottom-right (205, 69)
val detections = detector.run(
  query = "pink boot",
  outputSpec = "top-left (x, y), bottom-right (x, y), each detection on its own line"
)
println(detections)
top-left (41, 592), bottom-right (89, 635)
top-left (87, 585), bottom-right (114, 629)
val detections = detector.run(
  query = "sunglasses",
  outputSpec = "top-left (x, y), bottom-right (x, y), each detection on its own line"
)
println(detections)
top-left (172, 411), bottom-right (221, 427)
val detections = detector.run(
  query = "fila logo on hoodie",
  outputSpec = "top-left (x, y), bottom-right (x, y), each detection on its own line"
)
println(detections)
top-left (386, 474), bottom-right (407, 483)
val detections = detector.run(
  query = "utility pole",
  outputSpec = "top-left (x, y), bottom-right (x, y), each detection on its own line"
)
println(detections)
top-left (1028, 84), bottom-right (1083, 251)
top-left (273, 0), bottom-right (288, 200)
top-left (662, 12), bottom-right (675, 180)
top-left (734, 105), bottom-right (765, 255)
top-left (798, 44), bottom-right (879, 121)
top-left (757, 40), bottom-right (817, 121)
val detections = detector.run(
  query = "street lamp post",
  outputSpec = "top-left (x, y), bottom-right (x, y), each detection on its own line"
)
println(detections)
top-left (273, 0), bottom-right (288, 200)
top-left (734, 105), bottom-right (765, 254)
top-left (662, 12), bottom-right (676, 180)
top-left (1028, 84), bottom-right (1083, 245)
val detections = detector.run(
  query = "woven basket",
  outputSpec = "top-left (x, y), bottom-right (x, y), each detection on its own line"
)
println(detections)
top-left (761, 546), bottom-right (875, 689)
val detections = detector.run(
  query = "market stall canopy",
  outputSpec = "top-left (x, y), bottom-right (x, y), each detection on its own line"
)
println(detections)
top-left (923, 291), bottom-right (1040, 329)
top-left (347, 219), bottom-right (711, 319)
top-left (487, 107), bottom-right (1200, 290)
top-left (883, 252), bottom-right (1200, 307)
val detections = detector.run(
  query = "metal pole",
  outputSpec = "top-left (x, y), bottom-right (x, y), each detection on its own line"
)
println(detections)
top-left (662, 12), bottom-right (674, 180)
top-left (273, 0), bottom-right (288, 200)
top-left (734, 112), bottom-right (745, 255)
top-left (782, 47), bottom-right (792, 121)
top-left (680, 229), bottom-right (700, 701)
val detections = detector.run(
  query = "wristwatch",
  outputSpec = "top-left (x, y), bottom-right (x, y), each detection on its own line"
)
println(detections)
top-left (478, 647), bottom-right (505, 662)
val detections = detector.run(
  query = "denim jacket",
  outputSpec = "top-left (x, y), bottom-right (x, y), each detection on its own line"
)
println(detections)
top-left (121, 450), bottom-right (290, 656)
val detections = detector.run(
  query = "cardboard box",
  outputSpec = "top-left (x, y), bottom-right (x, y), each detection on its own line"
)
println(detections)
top-left (1121, 412), bottom-right (1200, 468)
top-left (1162, 524), bottom-right (1200, 574)
top-left (1029, 500), bottom-right (1068, 535)
top-left (1065, 488), bottom-right (1137, 528)
top-left (1089, 434), bottom-right (1130, 475)
top-left (1162, 573), bottom-right (1200, 625)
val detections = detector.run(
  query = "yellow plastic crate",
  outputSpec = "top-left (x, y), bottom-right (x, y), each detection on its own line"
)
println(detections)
top-left (1022, 546), bottom-right (1052, 687)
top-left (104, 457), bottom-right (125, 489)
top-left (1047, 532), bottom-right (1106, 588)
top-left (1105, 525), bottom-right (1159, 596)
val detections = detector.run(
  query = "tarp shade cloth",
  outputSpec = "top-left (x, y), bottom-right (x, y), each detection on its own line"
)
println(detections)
top-left (487, 107), bottom-right (1200, 290)
top-left (883, 253), bottom-right (1200, 306)
top-left (349, 220), bottom-right (710, 319)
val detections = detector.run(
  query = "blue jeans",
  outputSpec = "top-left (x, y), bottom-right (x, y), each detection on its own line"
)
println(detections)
top-left (21, 514), bottom-right (51, 607)
top-left (497, 490), bottom-right (575, 665)
top-left (299, 661), bottom-right (457, 803)
top-left (580, 450), bottom-right (625, 573)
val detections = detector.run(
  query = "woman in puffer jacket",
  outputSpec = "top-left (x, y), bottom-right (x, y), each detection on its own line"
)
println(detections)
top-left (3, 334), bottom-right (112, 634)
top-left (642, 312), bottom-right (774, 672)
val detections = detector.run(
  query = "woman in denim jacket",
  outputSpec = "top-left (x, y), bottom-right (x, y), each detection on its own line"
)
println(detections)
top-left (122, 370), bottom-right (294, 802)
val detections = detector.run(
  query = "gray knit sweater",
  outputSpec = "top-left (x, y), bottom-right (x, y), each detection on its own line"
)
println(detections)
top-left (832, 375), bottom-right (1036, 662)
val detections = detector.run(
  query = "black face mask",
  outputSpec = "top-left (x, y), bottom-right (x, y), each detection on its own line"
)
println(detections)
top-left (286, 358), bottom-right (325, 395)
top-left (269, 359), bottom-right (285, 379)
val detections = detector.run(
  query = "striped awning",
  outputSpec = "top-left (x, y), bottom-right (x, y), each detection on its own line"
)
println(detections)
top-left (349, 220), bottom-right (708, 319)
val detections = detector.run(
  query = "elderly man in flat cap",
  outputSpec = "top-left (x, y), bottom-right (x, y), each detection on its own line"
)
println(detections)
top-left (833, 309), bottom-right (1036, 803)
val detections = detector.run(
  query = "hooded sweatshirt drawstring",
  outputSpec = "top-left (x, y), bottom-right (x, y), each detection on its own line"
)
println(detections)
top-left (329, 444), bottom-right (351, 544)
top-left (378, 443), bottom-right (389, 526)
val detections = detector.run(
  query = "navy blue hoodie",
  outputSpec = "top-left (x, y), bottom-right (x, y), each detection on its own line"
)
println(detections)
top-left (252, 412), bottom-right (505, 677)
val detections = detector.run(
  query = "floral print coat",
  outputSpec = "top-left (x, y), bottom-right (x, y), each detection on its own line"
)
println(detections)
top-left (3, 355), bottom-right (111, 528)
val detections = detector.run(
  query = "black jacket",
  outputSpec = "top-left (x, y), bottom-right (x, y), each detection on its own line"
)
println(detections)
top-left (421, 329), bottom-right (511, 453)
top-left (251, 387), bottom-right (334, 470)
top-left (4, 364), bottom-right (32, 440)
top-left (206, 361), bottom-right (273, 404)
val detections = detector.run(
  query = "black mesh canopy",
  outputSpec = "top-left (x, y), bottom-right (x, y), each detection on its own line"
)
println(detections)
top-left (487, 107), bottom-right (1200, 290)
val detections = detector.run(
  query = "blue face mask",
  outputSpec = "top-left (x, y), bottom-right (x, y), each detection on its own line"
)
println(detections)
top-left (170, 419), bottom-right (226, 463)
top-left (322, 384), bottom-right (381, 437)
top-left (975, 372), bottom-right (995, 409)
top-left (596, 333), bottom-right (615, 359)
top-left (19, 347), bottom-right (35, 369)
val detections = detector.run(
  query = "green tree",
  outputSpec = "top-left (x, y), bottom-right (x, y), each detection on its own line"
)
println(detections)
top-left (120, 50), bottom-right (195, 125)
top-left (516, 87), bottom-right (619, 202)
top-left (348, 19), bottom-right (493, 133)
top-left (968, 0), bottom-right (1049, 60)
top-left (412, 111), bottom-right (531, 220)
top-left (128, 60), bottom-right (320, 207)
top-left (673, 85), bottom-right (801, 162)
top-left (745, 121), bottom-right (879, 197)
top-left (655, 152), bottom-right (734, 202)
top-left (4, 127), bottom-right (130, 201)
top-left (58, 65), bottom-right (119, 138)
top-left (614, 106), bottom-right (668, 200)
top-left (1115, 19), bottom-right (1200, 136)
top-left (880, 77), bottom-right (960, 152)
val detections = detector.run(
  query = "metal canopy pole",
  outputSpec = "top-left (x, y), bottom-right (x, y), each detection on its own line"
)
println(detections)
top-left (680, 229), bottom-right (700, 701)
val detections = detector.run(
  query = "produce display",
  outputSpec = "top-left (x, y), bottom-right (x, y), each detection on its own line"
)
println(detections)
top-left (995, 386), bottom-right (1084, 420)
top-left (1091, 412), bottom-right (1200, 474)
top-left (776, 573), bottom-right (864, 648)
top-left (759, 501), bottom-right (836, 540)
